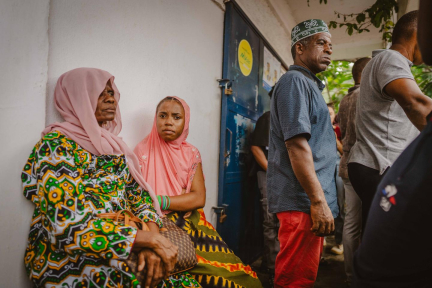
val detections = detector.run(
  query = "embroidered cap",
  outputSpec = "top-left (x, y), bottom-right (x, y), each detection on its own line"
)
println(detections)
top-left (291, 19), bottom-right (330, 47)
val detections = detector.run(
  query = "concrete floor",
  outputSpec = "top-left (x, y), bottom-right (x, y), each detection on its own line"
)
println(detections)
top-left (315, 235), bottom-right (347, 288)
top-left (252, 235), bottom-right (347, 288)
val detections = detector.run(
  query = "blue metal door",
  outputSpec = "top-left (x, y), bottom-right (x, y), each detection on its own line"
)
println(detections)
top-left (215, 2), bottom-right (272, 263)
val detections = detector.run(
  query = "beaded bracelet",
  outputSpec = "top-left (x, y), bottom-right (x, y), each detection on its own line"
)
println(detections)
top-left (157, 195), bottom-right (171, 210)
top-left (165, 195), bottom-right (171, 210)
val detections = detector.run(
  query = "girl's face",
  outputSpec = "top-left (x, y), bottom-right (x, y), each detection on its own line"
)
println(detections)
top-left (156, 100), bottom-right (185, 142)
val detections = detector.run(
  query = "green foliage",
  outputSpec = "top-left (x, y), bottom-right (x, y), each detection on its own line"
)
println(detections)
top-left (327, 0), bottom-right (398, 42)
top-left (317, 61), bottom-right (354, 112)
top-left (317, 62), bottom-right (432, 114)
top-left (308, 0), bottom-right (398, 43)
top-left (411, 65), bottom-right (432, 98)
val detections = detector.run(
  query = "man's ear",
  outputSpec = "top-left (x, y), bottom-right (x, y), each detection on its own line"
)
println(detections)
top-left (296, 42), bottom-right (304, 56)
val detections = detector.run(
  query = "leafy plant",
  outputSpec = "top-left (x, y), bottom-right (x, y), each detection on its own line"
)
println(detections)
top-left (317, 61), bottom-right (354, 112)
top-left (317, 62), bottom-right (432, 114)
top-left (327, 0), bottom-right (398, 43)
top-left (307, 0), bottom-right (398, 42)
top-left (411, 65), bottom-right (432, 98)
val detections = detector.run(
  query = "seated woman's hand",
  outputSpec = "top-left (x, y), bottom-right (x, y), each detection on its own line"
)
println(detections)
top-left (137, 248), bottom-right (167, 288)
top-left (134, 230), bottom-right (178, 274)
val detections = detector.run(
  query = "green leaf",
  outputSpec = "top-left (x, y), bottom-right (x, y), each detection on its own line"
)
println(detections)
top-left (373, 10), bottom-right (384, 27)
top-left (329, 21), bottom-right (337, 29)
top-left (347, 25), bottom-right (354, 35)
top-left (423, 82), bottom-right (432, 98)
top-left (356, 13), bottom-right (366, 23)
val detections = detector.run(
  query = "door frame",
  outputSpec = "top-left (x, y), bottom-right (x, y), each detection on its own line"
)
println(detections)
top-left (217, 0), bottom-right (288, 210)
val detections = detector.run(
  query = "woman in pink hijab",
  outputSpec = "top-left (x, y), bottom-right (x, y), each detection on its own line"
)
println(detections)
top-left (21, 68), bottom-right (200, 288)
top-left (134, 97), bottom-right (262, 288)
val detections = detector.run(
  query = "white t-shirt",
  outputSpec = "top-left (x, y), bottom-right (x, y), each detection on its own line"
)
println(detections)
top-left (348, 49), bottom-right (419, 174)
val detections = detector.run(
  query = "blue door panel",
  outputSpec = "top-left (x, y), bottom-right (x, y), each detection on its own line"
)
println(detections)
top-left (216, 3), bottom-right (263, 263)
top-left (227, 16), bottom-right (260, 112)
top-left (217, 1), bottom-right (286, 263)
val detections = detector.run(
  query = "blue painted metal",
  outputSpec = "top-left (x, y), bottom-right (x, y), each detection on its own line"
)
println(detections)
top-left (217, 3), bottom-right (232, 210)
top-left (216, 1), bottom-right (288, 263)
top-left (216, 2), bottom-right (262, 263)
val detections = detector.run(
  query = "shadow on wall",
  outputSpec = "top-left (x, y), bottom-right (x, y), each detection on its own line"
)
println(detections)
top-left (46, 77), bottom-right (64, 126)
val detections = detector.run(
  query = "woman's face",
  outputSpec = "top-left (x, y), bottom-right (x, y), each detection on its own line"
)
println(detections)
top-left (156, 100), bottom-right (185, 142)
top-left (95, 81), bottom-right (117, 127)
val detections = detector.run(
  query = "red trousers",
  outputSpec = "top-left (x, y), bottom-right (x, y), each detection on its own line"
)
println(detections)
top-left (275, 211), bottom-right (324, 288)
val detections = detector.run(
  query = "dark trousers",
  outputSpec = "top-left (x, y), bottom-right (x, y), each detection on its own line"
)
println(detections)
top-left (348, 163), bottom-right (386, 236)
top-left (257, 171), bottom-right (280, 271)
top-left (334, 159), bottom-right (345, 245)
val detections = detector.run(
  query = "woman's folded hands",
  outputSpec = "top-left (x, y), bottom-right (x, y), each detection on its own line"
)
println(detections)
top-left (133, 230), bottom-right (178, 287)
top-left (137, 248), bottom-right (168, 288)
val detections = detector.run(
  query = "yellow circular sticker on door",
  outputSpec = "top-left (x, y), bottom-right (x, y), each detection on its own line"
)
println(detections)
top-left (238, 39), bottom-right (253, 76)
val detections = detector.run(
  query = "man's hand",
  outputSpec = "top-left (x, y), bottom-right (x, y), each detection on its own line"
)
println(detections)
top-left (137, 248), bottom-right (167, 288)
top-left (310, 200), bottom-right (334, 236)
top-left (133, 231), bottom-right (178, 274)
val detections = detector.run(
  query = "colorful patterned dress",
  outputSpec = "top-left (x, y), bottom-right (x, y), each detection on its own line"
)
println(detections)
top-left (22, 131), bottom-right (200, 288)
top-left (167, 210), bottom-right (263, 288)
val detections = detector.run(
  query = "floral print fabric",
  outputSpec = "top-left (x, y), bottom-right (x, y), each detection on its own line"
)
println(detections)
top-left (22, 131), bottom-right (198, 287)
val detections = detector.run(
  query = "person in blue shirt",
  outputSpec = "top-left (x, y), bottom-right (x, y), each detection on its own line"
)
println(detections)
top-left (267, 19), bottom-right (338, 287)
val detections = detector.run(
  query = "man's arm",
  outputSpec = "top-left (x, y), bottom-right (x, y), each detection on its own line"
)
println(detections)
top-left (384, 78), bottom-right (432, 131)
top-left (251, 145), bottom-right (268, 171)
top-left (285, 134), bottom-right (334, 236)
top-left (336, 134), bottom-right (343, 155)
top-left (167, 163), bottom-right (206, 211)
top-left (338, 99), bottom-right (348, 141)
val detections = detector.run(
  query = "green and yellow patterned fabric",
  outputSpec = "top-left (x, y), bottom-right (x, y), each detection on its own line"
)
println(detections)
top-left (22, 131), bottom-right (200, 288)
top-left (167, 210), bottom-right (263, 288)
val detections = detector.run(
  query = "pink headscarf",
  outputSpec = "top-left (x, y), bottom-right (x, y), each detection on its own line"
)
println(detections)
top-left (43, 68), bottom-right (162, 215)
top-left (134, 96), bottom-right (201, 200)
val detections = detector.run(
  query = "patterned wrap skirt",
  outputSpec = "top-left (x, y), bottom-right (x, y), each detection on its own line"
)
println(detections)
top-left (166, 209), bottom-right (263, 288)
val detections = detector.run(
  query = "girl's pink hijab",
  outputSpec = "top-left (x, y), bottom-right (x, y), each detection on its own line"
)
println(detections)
top-left (134, 96), bottom-right (201, 200)
top-left (43, 68), bottom-right (162, 215)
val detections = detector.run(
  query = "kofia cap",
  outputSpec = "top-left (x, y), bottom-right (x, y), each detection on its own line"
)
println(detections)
top-left (291, 19), bottom-right (330, 47)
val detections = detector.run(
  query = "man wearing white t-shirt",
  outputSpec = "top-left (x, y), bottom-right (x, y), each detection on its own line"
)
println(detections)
top-left (348, 10), bottom-right (432, 235)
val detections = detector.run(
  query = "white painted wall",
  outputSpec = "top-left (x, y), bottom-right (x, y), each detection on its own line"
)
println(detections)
top-left (398, 0), bottom-right (419, 19)
top-left (0, 0), bottom-right (294, 285)
top-left (45, 0), bottom-right (225, 223)
top-left (0, 0), bottom-right (50, 286)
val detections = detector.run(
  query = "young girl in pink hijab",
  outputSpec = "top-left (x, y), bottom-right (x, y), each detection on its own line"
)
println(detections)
top-left (22, 68), bottom-right (199, 288)
top-left (134, 97), bottom-right (262, 288)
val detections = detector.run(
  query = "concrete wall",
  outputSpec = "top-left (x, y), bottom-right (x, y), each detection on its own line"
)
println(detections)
top-left (0, 0), bottom-right (50, 286)
top-left (398, 0), bottom-right (420, 19)
top-left (0, 0), bottom-right (293, 285)
top-left (45, 0), bottom-right (225, 223)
